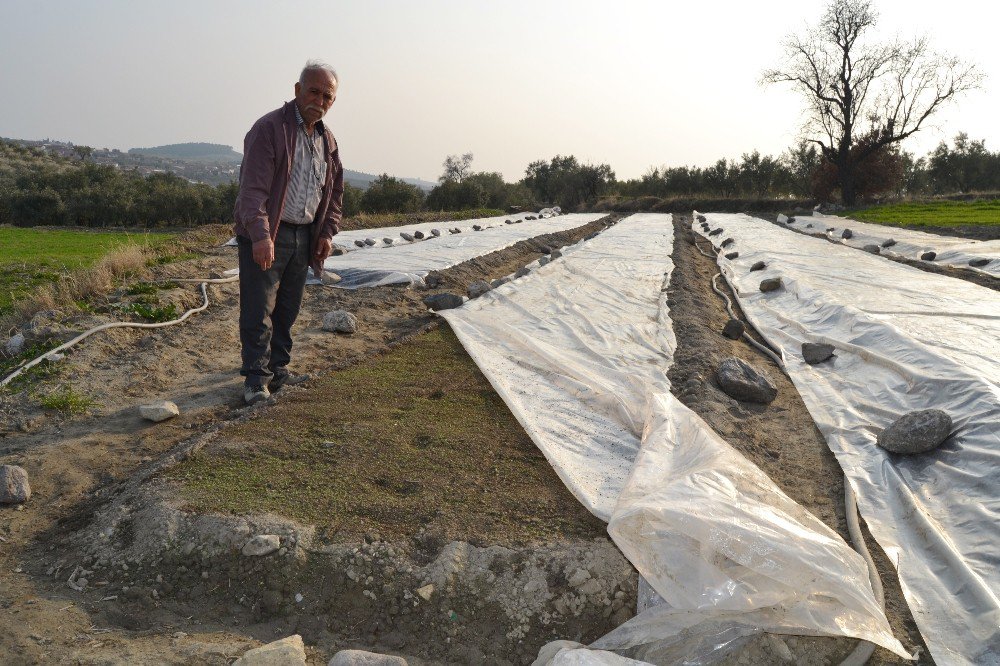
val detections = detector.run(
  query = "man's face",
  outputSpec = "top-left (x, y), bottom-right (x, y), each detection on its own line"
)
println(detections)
top-left (294, 70), bottom-right (338, 125)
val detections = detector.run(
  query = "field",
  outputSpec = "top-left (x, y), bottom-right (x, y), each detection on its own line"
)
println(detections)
top-left (1, 211), bottom-right (996, 664)
top-left (844, 198), bottom-right (1000, 227)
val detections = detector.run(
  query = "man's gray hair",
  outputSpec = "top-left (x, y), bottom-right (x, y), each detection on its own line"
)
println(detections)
top-left (299, 60), bottom-right (338, 86)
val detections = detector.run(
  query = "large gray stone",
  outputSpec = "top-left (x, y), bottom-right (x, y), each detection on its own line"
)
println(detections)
top-left (430, 228), bottom-right (441, 237)
top-left (413, 230), bottom-right (425, 239)
top-left (242, 535), bottom-right (281, 557)
top-left (802, 342), bottom-right (835, 365)
top-left (0, 465), bottom-right (31, 504)
top-left (749, 261), bottom-right (766, 272)
top-left (4, 333), bottom-right (25, 356)
top-left (841, 229), bottom-right (853, 239)
top-left (877, 409), bottom-right (952, 455)
top-left (467, 281), bottom-right (491, 299)
top-left (139, 401), bottom-right (179, 423)
top-left (354, 240), bottom-right (365, 248)
top-left (722, 319), bottom-right (745, 340)
top-left (382, 238), bottom-right (393, 245)
top-left (422, 293), bottom-right (464, 311)
top-left (329, 650), bottom-right (408, 666)
top-left (322, 310), bottom-right (358, 334)
top-left (921, 251), bottom-right (937, 261)
top-left (881, 238), bottom-right (896, 248)
top-left (969, 258), bottom-right (991, 267)
top-left (725, 251), bottom-right (739, 260)
top-left (716, 358), bottom-right (777, 404)
top-left (759, 277), bottom-right (782, 293)
top-left (399, 232), bottom-right (415, 242)
top-left (364, 238), bottom-right (376, 246)
top-left (863, 244), bottom-right (881, 254)
top-left (234, 635), bottom-right (305, 665)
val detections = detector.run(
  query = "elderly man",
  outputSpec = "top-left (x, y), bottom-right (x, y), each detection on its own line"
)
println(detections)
top-left (233, 60), bottom-right (344, 404)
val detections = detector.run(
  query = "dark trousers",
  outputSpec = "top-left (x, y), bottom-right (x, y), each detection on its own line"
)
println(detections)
top-left (237, 224), bottom-right (312, 387)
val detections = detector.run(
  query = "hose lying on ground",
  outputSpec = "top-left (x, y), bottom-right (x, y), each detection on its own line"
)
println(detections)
top-left (696, 234), bottom-right (881, 665)
top-left (0, 276), bottom-right (238, 389)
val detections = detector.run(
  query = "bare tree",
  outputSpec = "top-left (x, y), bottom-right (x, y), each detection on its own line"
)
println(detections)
top-left (763, 0), bottom-right (981, 204)
top-left (440, 152), bottom-right (474, 183)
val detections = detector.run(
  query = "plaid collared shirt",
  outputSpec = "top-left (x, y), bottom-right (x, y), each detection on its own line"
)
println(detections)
top-left (282, 104), bottom-right (327, 224)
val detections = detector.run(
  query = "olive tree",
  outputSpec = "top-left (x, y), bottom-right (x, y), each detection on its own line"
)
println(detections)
top-left (763, 0), bottom-right (981, 204)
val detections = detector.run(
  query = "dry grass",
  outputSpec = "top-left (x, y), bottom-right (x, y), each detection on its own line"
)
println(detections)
top-left (5, 243), bottom-right (153, 328)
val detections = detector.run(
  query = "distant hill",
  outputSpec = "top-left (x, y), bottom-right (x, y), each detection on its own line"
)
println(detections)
top-left (125, 143), bottom-right (435, 190)
top-left (129, 143), bottom-right (243, 163)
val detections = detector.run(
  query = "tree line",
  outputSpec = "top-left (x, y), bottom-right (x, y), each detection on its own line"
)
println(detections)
top-left (3, 131), bottom-right (999, 230)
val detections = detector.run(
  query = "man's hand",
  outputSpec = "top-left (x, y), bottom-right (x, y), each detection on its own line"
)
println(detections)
top-left (252, 238), bottom-right (274, 271)
top-left (313, 238), bottom-right (332, 276)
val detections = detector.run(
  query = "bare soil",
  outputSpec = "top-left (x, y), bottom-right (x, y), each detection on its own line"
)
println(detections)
top-left (0, 212), bottom-right (948, 664)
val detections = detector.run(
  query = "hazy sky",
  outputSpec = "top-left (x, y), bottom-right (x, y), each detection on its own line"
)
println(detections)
top-left (1, 0), bottom-right (996, 182)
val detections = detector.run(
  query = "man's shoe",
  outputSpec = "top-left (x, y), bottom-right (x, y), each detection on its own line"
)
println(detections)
top-left (268, 372), bottom-right (310, 393)
top-left (244, 384), bottom-right (270, 405)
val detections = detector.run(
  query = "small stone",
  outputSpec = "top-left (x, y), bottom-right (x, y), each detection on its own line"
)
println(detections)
top-left (138, 401), bottom-right (179, 423)
top-left (321, 271), bottom-right (342, 286)
top-left (551, 249), bottom-right (563, 259)
top-left (364, 238), bottom-right (376, 246)
top-left (430, 229), bottom-right (441, 237)
top-left (696, 215), bottom-right (706, 223)
top-left (759, 277), bottom-right (782, 293)
top-left (766, 635), bottom-right (795, 662)
top-left (451, 228), bottom-right (461, 234)
top-left (424, 275), bottom-right (441, 288)
top-left (514, 267), bottom-right (531, 278)
top-left (721, 238), bottom-right (734, 248)
top-left (863, 244), bottom-right (881, 254)
top-left (4, 333), bottom-right (25, 356)
top-left (0, 465), bottom-right (31, 504)
top-left (505, 219), bottom-right (513, 224)
top-left (716, 358), bottom-right (777, 404)
top-left (415, 584), bottom-right (434, 601)
top-left (725, 251), bottom-right (739, 260)
top-left (841, 229), bottom-right (853, 239)
top-left (881, 238), bottom-right (896, 248)
top-left (354, 240), bottom-right (365, 248)
top-left (413, 231), bottom-right (425, 239)
top-left (750, 261), bottom-right (766, 272)
top-left (722, 319), bottom-right (745, 340)
top-left (969, 258), bottom-right (990, 267)
top-left (805, 223), bottom-right (813, 228)
top-left (322, 310), bottom-right (358, 334)
top-left (233, 635), bottom-right (306, 665)
top-left (472, 225), bottom-right (483, 231)
top-left (538, 256), bottom-right (550, 266)
top-left (534, 641), bottom-right (585, 665)
top-left (567, 569), bottom-right (590, 588)
top-left (490, 277), bottom-right (510, 289)
top-left (331, 245), bottom-right (347, 256)
top-left (921, 251), bottom-right (937, 261)
top-left (399, 232), bottom-right (414, 242)
top-left (709, 228), bottom-right (723, 236)
top-left (382, 238), bottom-right (393, 245)
top-left (242, 535), bottom-right (281, 557)
top-left (467, 281), bottom-right (491, 299)
top-left (329, 649), bottom-right (408, 666)
top-left (787, 216), bottom-right (796, 223)
top-left (422, 293), bottom-right (464, 311)
top-left (802, 342), bottom-right (835, 365)
top-left (826, 227), bottom-right (835, 232)
top-left (877, 409), bottom-right (952, 455)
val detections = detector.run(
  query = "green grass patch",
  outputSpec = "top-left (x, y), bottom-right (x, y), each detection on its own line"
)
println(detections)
top-left (167, 326), bottom-right (604, 545)
top-left (127, 301), bottom-right (178, 322)
top-left (39, 385), bottom-right (96, 414)
top-left (0, 227), bottom-right (173, 314)
top-left (841, 199), bottom-right (1000, 227)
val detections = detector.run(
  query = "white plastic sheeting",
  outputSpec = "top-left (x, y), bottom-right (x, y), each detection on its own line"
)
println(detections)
top-left (781, 211), bottom-right (1000, 278)
top-left (332, 211), bottom-right (539, 251)
top-left (324, 213), bottom-right (604, 289)
top-left (440, 214), bottom-right (908, 663)
top-left (695, 213), bottom-right (1000, 666)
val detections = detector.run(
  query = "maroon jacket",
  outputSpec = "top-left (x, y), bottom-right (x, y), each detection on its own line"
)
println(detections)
top-left (233, 100), bottom-right (344, 272)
